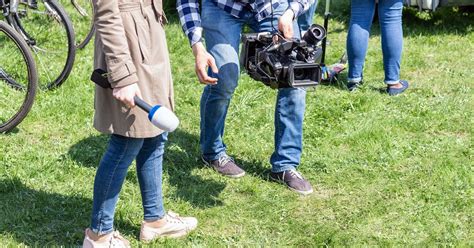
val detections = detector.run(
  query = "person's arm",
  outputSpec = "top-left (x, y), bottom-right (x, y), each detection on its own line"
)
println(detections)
top-left (92, 0), bottom-right (141, 107)
top-left (289, 0), bottom-right (315, 19)
top-left (279, 0), bottom-right (315, 38)
top-left (177, 0), bottom-right (218, 84)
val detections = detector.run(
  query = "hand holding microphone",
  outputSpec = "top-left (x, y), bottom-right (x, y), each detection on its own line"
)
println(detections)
top-left (112, 83), bottom-right (142, 109)
top-left (91, 69), bottom-right (179, 132)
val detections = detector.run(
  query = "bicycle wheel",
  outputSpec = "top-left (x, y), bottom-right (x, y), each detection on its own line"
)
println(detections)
top-left (59, 0), bottom-right (94, 49)
top-left (10, 0), bottom-right (76, 90)
top-left (0, 21), bottom-right (38, 133)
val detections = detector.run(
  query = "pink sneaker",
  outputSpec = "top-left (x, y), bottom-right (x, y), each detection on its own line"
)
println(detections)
top-left (140, 211), bottom-right (198, 242)
top-left (82, 228), bottom-right (130, 248)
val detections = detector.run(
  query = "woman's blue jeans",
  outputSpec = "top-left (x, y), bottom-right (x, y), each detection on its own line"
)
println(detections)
top-left (90, 133), bottom-right (167, 235)
top-left (347, 0), bottom-right (404, 84)
top-left (200, 0), bottom-right (306, 173)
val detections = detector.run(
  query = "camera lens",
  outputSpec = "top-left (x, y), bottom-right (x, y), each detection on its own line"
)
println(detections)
top-left (303, 24), bottom-right (326, 45)
top-left (292, 65), bottom-right (319, 82)
top-left (293, 68), bottom-right (308, 80)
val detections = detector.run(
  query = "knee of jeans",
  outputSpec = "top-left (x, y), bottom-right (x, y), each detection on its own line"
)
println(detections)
top-left (212, 62), bottom-right (239, 97)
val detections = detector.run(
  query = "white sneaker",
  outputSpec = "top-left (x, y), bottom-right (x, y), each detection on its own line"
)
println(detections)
top-left (82, 228), bottom-right (130, 248)
top-left (140, 211), bottom-right (198, 242)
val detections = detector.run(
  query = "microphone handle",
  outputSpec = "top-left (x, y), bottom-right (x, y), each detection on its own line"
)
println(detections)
top-left (133, 96), bottom-right (153, 113)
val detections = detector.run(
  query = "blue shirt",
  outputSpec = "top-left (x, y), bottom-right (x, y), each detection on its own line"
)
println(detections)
top-left (177, 0), bottom-right (314, 46)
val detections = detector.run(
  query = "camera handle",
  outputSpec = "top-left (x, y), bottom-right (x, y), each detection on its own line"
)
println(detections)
top-left (321, 0), bottom-right (331, 65)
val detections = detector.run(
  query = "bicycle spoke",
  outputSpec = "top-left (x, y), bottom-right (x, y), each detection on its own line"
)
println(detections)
top-left (31, 46), bottom-right (54, 87)
top-left (59, 0), bottom-right (94, 48)
top-left (14, 0), bottom-right (74, 89)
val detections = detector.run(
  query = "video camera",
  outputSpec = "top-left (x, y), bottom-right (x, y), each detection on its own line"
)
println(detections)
top-left (240, 24), bottom-right (326, 89)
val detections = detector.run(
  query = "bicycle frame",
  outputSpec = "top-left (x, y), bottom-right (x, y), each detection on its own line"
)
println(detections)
top-left (2, 0), bottom-right (59, 46)
top-left (0, 0), bottom-right (12, 17)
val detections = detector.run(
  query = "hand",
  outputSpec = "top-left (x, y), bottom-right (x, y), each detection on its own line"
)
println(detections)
top-left (112, 83), bottom-right (142, 108)
top-left (192, 42), bottom-right (219, 85)
top-left (278, 9), bottom-right (295, 39)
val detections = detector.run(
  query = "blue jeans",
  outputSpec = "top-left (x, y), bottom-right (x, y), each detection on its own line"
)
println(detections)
top-left (347, 0), bottom-right (403, 84)
top-left (201, 0), bottom-right (305, 173)
top-left (90, 133), bottom-right (167, 235)
top-left (297, 0), bottom-right (318, 32)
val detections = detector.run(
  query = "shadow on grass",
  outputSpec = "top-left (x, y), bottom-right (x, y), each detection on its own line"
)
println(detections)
top-left (368, 85), bottom-right (390, 95)
top-left (1, 127), bottom-right (19, 135)
top-left (0, 177), bottom-right (137, 246)
top-left (67, 129), bottom-right (229, 208)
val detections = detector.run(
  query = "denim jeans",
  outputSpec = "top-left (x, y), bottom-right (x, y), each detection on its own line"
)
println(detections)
top-left (90, 133), bottom-right (167, 235)
top-left (200, 0), bottom-right (305, 173)
top-left (297, 0), bottom-right (318, 32)
top-left (347, 0), bottom-right (403, 84)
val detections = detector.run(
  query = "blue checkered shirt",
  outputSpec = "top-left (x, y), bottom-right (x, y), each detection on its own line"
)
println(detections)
top-left (177, 0), bottom-right (314, 46)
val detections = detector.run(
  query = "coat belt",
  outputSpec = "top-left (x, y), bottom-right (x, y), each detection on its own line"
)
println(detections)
top-left (118, 0), bottom-right (153, 12)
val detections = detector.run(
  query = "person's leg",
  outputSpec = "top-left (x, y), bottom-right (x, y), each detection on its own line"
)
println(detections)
top-left (199, 0), bottom-right (244, 161)
top-left (378, 0), bottom-right (404, 87)
top-left (270, 88), bottom-right (306, 172)
top-left (254, 3), bottom-right (312, 195)
top-left (297, 0), bottom-right (318, 33)
top-left (254, 2), bottom-right (303, 172)
top-left (346, 0), bottom-right (376, 88)
top-left (90, 135), bottom-right (144, 235)
top-left (136, 133), bottom-right (167, 221)
top-left (136, 132), bottom-right (198, 241)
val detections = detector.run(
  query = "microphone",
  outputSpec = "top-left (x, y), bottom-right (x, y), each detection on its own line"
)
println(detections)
top-left (91, 69), bottom-right (179, 132)
top-left (133, 96), bottom-right (179, 132)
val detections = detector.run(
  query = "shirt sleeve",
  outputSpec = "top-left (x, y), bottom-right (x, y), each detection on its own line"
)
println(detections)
top-left (92, 0), bottom-right (139, 88)
top-left (289, 0), bottom-right (315, 18)
top-left (177, 0), bottom-right (203, 47)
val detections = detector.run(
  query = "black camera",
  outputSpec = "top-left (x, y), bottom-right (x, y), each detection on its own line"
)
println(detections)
top-left (240, 24), bottom-right (326, 89)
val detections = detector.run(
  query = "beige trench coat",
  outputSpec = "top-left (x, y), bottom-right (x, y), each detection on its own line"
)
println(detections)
top-left (92, 0), bottom-right (174, 138)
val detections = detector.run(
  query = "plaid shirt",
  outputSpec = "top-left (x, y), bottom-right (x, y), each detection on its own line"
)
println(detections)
top-left (177, 0), bottom-right (313, 46)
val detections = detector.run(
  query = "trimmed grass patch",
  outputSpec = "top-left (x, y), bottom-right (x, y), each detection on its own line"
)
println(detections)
top-left (1, 3), bottom-right (473, 246)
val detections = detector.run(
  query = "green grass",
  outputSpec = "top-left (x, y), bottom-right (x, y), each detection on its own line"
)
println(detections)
top-left (1, 2), bottom-right (473, 246)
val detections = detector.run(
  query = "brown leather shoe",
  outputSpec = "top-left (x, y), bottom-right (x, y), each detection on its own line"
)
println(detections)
top-left (202, 154), bottom-right (245, 178)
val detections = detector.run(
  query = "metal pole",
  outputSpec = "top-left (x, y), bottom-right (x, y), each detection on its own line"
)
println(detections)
top-left (321, 0), bottom-right (331, 64)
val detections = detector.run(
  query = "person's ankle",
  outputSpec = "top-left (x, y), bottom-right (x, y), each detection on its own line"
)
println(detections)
top-left (86, 228), bottom-right (112, 242)
top-left (143, 217), bottom-right (166, 228)
top-left (388, 81), bottom-right (403, 89)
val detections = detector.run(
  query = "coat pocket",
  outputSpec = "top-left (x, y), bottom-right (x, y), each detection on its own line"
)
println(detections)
top-left (130, 11), bottom-right (151, 64)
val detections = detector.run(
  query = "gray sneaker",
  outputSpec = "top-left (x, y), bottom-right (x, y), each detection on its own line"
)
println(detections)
top-left (202, 154), bottom-right (245, 178)
top-left (270, 169), bottom-right (313, 195)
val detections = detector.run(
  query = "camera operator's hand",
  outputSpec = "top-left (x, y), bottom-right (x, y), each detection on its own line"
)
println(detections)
top-left (278, 9), bottom-right (295, 39)
top-left (192, 42), bottom-right (219, 85)
top-left (112, 83), bottom-right (142, 108)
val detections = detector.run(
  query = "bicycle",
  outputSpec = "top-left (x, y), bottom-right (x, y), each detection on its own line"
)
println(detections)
top-left (58, 0), bottom-right (94, 49)
top-left (1, 0), bottom-right (76, 90)
top-left (70, 0), bottom-right (94, 49)
top-left (0, 20), bottom-right (38, 133)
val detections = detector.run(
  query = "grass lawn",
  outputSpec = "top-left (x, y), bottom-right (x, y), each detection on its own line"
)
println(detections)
top-left (0, 2), bottom-right (473, 246)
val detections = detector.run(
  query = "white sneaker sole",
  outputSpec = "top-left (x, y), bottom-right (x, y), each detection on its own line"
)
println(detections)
top-left (140, 225), bottom-right (197, 242)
